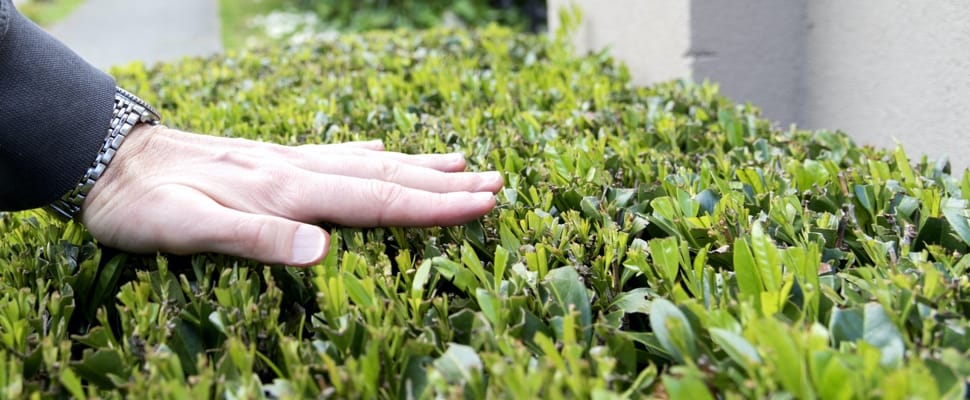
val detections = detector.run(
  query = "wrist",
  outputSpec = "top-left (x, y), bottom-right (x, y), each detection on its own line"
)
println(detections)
top-left (79, 123), bottom-right (168, 221)
top-left (45, 87), bottom-right (162, 220)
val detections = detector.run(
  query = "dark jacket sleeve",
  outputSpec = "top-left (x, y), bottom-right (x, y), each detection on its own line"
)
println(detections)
top-left (0, 0), bottom-right (115, 211)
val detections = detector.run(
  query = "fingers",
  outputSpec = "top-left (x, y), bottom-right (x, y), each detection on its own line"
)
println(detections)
top-left (325, 139), bottom-right (385, 151)
top-left (299, 146), bottom-right (468, 172)
top-left (178, 131), bottom-right (387, 155)
top-left (169, 173), bottom-right (493, 262)
top-left (214, 170), bottom-right (497, 227)
top-left (85, 184), bottom-right (331, 266)
top-left (175, 129), bottom-right (469, 173)
top-left (289, 155), bottom-right (502, 194)
top-left (289, 175), bottom-right (495, 227)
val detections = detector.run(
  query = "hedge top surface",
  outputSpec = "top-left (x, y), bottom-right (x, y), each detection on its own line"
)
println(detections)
top-left (0, 26), bottom-right (968, 398)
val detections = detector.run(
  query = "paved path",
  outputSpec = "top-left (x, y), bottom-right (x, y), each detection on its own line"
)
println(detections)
top-left (46, 0), bottom-right (222, 70)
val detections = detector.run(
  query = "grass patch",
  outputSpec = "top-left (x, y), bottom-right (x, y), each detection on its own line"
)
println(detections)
top-left (16, 0), bottom-right (85, 26)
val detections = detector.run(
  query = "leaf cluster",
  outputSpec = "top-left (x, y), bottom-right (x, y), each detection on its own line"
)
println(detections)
top-left (0, 26), bottom-right (968, 398)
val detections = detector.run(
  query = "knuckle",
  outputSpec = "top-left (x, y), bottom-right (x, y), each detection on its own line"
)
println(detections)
top-left (375, 158), bottom-right (401, 180)
top-left (368, 180), bottom-right (406, 225)
top-left (257, 166), bottom-right (303, 215)
top-left (212, 150), bottom-right (259, 170)
top-left (265, 142), bottom-right (298, 158)
top-left (261, 165), bottom-right (294, 188)
top-left (342, 148), bottom-right (369, 157)
top-left (232, 217), bottom-right (281, 258)
top-left (371, 180), bottom-right (405, 206)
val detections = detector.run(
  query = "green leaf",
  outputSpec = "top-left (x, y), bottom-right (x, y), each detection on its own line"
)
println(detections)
top-left (475, 288), bottom-right (501, 326)
top-left (924, 358), bottom-right (963, 398)
top-left (942, 198), bottom-right (970, 246)
top-left (750, 223), bottom-right (782, 290)
top-left (662, 370), bottom-right (714, 400)
top-left (399, 356), bottom-right (432, 400)
top-left (649, 237), bottom-right (681, 286)
top-left (862, 302), bottom-right (905, 367)
top-left (611, 288), bottom-right (655, 315)
top-left (733, 238), bottom-right (761, 307)
top-left (343, 273), bottom-right (374, 308)
top-left (493, 245), bottom-right (510, 287)
top-left (648, 298), bottom-right (696, 363)
top-left (432, 256), bottom-right (477, 293)
top-left (854, 184), bottom-right (875, 216)
top-left (59, 367), bottom-right (86, 400)
top-left (543, 267), bottom-right (592, 345)
top-left (694, 189), bottom-right (719, 215)
top-left (71, 326), bottom-right (114, 349)
top-left (719, 108), bottom-right (744, 147)
top-left (752, 318), bottom-right (813, 398)
top-left (411, 259), bottom-right (433, 299)
top-left (461, 241), bottom-right (490, 288)
top-left (710, 328), bottom-right (761, 366)
top-left (90, 254), bottom-right (127, 315)
top-left (580, 196), bottom-right (604, 219)
top-left (814, 351), bottom-right (854, 400)
top-left (829, 307), bottom-right (864, 345)
top-left (432, 344), bottom-right (483, 384)
top-left (71, 348), bottom-right (126, 389)
top-left (463, 220), bottom-right (487, 251)
top-left (609, 188), bottom-right (637, 208)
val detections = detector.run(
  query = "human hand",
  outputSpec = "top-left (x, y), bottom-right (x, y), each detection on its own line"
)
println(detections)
top-left (79, 125), bottom-right (503, 266)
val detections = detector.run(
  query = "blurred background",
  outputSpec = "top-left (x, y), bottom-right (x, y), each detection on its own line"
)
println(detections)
top-left (549, 1), bottom-right (970, 171)
top-left (17, 0), bottom-right (546, 68)
top-left (17, 0), bottom-right (970, 170)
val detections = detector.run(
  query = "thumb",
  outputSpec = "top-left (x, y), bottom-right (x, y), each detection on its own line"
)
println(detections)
top-left (195, 208), bottom-right (330, 266)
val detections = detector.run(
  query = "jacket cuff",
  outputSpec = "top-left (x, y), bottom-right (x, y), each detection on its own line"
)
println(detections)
top-left (0, 3), bottom-right (116, 211)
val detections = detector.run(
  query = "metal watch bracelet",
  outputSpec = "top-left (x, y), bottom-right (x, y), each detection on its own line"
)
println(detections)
top-left (46, 87), bottom-right (162, 220)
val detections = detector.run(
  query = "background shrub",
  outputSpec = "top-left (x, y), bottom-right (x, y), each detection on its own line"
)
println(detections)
top-left (290, 0), bottom-right (545, 32)
top-left (0, 26), bottom-right (968, 398)
top-left (219, 0), bottom-right (546, 50)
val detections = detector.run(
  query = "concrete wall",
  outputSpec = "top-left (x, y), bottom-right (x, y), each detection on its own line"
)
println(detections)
top-left (550, 1), bottom-right (970, 170)
top-left (689, 1), bottom-right (806, 126)
top-left (548, 0), bottom-right (692, 85)
top-left (799, 2), bottom-right (970, 166)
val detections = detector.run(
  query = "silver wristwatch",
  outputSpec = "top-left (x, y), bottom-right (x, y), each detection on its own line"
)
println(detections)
top-left (46, 87), bottom-right (162, 220)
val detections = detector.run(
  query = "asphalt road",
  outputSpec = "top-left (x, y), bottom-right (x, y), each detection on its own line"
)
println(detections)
top-left (45, 0), bottom-right (223, 69)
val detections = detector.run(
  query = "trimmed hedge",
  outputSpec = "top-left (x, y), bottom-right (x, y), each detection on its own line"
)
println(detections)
top-left (1, 26), bottom-right (969, 398)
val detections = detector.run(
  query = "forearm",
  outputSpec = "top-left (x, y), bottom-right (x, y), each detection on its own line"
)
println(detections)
top-left (0, 0), bottom-right (116, 211)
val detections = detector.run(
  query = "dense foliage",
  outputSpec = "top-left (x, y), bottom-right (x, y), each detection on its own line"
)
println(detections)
top-left (1, 25), bottom-right (968, 398)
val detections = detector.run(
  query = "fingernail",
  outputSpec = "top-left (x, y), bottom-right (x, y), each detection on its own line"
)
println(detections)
top-left (292, 226), bottom-right (326, 265)
top-left (450, 153), bottom-right (466, 162)
top-left (472, 192), bottom-right (496, 202)
top-left (482, 171), bottom-right (503, 183)
top-left (478, 171), bottom-right (504, 192)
